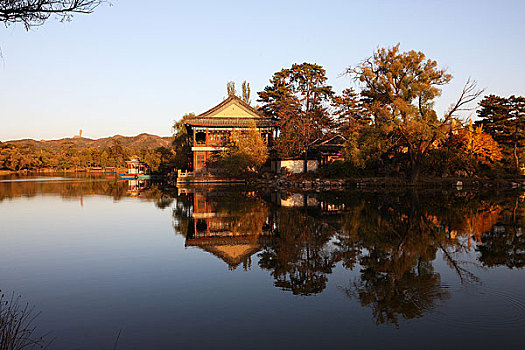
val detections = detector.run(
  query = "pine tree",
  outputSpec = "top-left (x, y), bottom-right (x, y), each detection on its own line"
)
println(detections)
top-left (475, 95), bottom-right (525, 173)
top-left (258, 62), bottom-right (334, 172)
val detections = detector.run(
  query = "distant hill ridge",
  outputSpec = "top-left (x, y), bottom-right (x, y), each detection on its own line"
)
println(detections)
top-left (4, 133), bottom-right (172, 150)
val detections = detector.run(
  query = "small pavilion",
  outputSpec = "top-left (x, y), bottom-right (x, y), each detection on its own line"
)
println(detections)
top-left (126, 156), bottom-right (149, 175)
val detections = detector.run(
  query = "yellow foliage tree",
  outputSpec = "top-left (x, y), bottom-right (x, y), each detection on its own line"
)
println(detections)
top-left (449, 120), bottom-right (503, 175)
top-left (461, 121), bottom-right (503, 163)
top-left (218, 121), bottom-right (269, 176)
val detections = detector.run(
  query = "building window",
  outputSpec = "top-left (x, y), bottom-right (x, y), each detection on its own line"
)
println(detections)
top-left (197, 198), bottom-right (206, 210)
top-left (197, 154), bottom-right (206, 166)
top-left (195, 131), bottom-right (206, 145)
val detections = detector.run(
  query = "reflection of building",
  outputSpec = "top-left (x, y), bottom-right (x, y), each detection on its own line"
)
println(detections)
top-left (184, 191), bottom-right (274, 270)
top-left (127, 179), bottom-right (148, 197)
top-left (184, 96), bottom-right (277, 172)
top-left (271, 192), bottom-right (318, 207)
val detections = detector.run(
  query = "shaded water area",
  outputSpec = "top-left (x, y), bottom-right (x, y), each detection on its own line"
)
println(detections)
top-left (1, 174), bottom-right (524, 349)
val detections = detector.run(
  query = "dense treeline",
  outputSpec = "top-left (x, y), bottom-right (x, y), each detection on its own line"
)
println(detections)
top-left (255, 44), bottom-right (524, 181)
top-left (0, 140), bottom-right (175, 172)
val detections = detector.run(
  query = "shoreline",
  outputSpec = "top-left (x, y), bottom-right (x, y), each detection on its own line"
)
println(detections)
top-left (248, 175), bottom-right (525, 191)
top-left (2, 170), bottom-right (524, 191)
top-left (0, 168), bottom-right (128, 175)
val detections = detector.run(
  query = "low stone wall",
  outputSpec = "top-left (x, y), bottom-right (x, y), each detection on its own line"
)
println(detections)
top-left (248, 175), bottom-right (525, 192)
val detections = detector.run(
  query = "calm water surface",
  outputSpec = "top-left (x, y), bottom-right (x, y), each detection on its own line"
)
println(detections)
top-left (1, 174), bottom-right (524, 349)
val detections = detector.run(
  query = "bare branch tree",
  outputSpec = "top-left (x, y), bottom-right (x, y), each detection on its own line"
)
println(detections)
top-left (444, 77), bottom-right (485, 122)
top-left (226, 81), bottom-right (236, 97)
top-left (0, 0), bottom-right (104, 30)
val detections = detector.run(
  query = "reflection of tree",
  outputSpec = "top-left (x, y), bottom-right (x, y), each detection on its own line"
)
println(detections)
top-left (333, 190), bottom-right (524, 326)
top-left (332, 201), bottom-right (364, 270)
top-left (170, 187), bottom-right (524, 324)
top-left (139, 185), bottom-right (175, 209)
top-left (172, 193), bottom-right (193, 239)
top-left (477, 196), bottom-right (525, 269)
top-left (0, 177), bottom-right (129, 202)
top-left (334, 191), bottom-right (451, 326)
top-left (258, 207), bottom-right (337, 295)
top-left (0, 176), bottom-right (178, 207)
top-left (348, 262), bottom-right (448, 326)
top-left (431, 191), bottom-right (525, 272)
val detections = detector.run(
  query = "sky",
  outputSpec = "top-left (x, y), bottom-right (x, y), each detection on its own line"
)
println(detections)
top-left (0, 0), bottom-right (524, 141)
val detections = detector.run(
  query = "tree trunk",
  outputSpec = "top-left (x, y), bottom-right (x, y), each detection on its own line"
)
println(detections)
top-left (409, 161), bottom-right (420, 184)
top-left (514, 140), bottom-right (519, 172)
top-left (303, 148), bottom-right (308, 174)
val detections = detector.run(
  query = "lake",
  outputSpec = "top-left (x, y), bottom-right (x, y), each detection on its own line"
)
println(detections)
top-left (1, 174), bottom-right (524, 349)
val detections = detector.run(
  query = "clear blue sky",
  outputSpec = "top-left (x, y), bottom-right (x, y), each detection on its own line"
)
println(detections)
top-left (1, 0), bottom-right (524, 141)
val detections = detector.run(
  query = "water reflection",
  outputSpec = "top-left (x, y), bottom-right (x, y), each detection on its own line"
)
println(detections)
top-left (0, 174), bottom-right (175, 209)
top-left (173, 188), bottom-right (524, 326)
top-left (0, 174), bottom-right (128, 201)
top-left (174, 189), bottom-right (274, 270)
top-left (258, 205), bottom-right (337, 295)
top-left (2, 175), bottom-right (524, 337)
top-left (332, 191), bottom-right (452, 326)
top-left (476, 195), bottom-right (525, 269)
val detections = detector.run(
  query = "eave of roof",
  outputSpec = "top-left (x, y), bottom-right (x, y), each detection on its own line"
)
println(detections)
top-left (185, 118), bottom-right (277, 127)
top-left (309, 135), bottom-right (348, 148)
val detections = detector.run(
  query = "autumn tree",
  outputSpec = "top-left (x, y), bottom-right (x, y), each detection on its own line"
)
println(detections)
top-left (0, 144), bottom-right (37, 170)
top-left (172, 113), bottom-right (193, 170)
top-left (0, 0), bottom-right (103, 29)
top-left (447, 121), bottom-right (503, 176)
top-left (218, 121), bottom-right (268, 176)
top-left (138, 149), bottom-right (161, 171)
top-left (348, 44), bottom-right (482, 182)
top-left (258, 62), bottom-right (334, 172)
top-left (475, 95), bottom-right (525, 173)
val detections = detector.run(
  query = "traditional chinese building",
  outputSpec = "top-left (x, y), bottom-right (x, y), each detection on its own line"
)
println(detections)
top-left (184, 96), bottom-right (277, 172)
top-left (309, 135), bottom-right (347, 166)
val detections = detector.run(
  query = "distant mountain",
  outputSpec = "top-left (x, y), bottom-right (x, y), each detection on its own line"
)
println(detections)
top-left (4, 133), bottom-right (173, 150)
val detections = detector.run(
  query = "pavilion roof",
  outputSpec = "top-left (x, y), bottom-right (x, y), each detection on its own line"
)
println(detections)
top-left (186, 235), bottom-right (275, 268)
top-left (309, 135), bottom-right (347, 150)
top-left (184, 96), bottom-right (276, 127)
